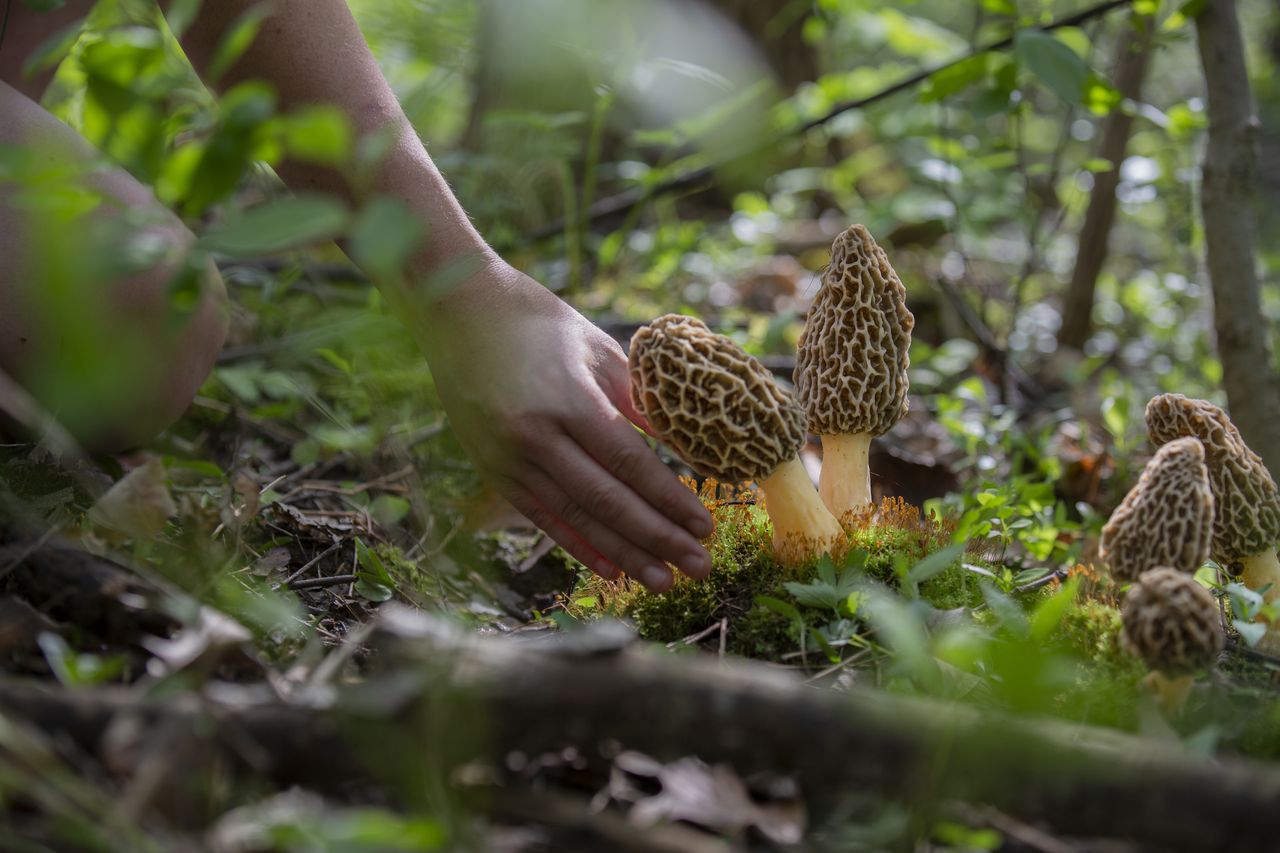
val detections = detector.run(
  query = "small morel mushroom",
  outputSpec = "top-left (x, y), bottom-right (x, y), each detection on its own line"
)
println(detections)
top-left (795, 225), bottom-right (914, 520)
top-left (1146, 394), bottom-right (1280, 646)
top-left (1121, 567), bottom-right (1224, 712)
top-left (629, 314), bottom-right (843, 564)
top-left (1099, 437), bottom-right (1214, 583)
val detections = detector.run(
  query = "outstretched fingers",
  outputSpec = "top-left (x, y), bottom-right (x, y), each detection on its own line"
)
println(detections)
top-left (541, 434), bottom-right (711, 581)
top-left (500, 470), bottom-right (676, 593)
top-left (568, 405), bottom-right (713, 542)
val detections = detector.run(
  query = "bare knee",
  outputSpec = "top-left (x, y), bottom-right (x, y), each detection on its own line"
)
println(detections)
top-left (0, 220), bottom-right (229, 452)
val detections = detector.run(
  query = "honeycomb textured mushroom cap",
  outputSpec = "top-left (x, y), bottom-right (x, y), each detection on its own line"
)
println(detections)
top-left (628, 314), bottom-right (806, 483)
top-left (795, 224), bottom-right (915, 436)
top-left (1121, 567), bottom-right (1224, 675)
top-left (1146, 394), bottom-right (1280, 563)
top-left (1099, 437), bottom-right (1214, 583)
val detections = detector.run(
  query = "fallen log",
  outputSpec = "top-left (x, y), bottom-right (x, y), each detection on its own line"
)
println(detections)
top-left (2, 607), bottom-right (1278, 849)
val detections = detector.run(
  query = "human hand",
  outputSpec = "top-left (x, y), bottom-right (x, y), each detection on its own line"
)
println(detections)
top-left (414, 259), bottom-right (714, 592)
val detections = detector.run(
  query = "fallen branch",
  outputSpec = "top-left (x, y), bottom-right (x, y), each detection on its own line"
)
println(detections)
top-left (3, 608), bottom-right (1279, 850)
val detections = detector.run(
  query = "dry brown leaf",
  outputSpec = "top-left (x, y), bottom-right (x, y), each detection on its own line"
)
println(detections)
top-left (87, 459), bottom-right (177, 539)
top-left (607, 751), bottom-right (805, 845)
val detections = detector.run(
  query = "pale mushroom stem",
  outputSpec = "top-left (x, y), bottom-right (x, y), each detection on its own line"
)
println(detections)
top-left (818, 432), bottom-right (874, 519)
top-left (1143, 671), bottom-right (1194, 713)
top-left (761, 457), bottom-right (845, 565)
top-left (1240, 548), bottom-right (1280, 653)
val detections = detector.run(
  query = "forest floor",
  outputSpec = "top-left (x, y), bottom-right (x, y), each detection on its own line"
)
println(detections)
top-left (3, 259), bottom-right (1280, 853)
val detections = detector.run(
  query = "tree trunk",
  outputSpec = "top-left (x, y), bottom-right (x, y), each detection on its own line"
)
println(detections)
top-left (1058, 18), bottom-right (1153, 351)
top-left (1194, 0), bottom-right (1280, 477)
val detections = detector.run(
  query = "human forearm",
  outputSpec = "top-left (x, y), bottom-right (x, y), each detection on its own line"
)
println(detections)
top-left (174, 0), bottom-right (492, 288)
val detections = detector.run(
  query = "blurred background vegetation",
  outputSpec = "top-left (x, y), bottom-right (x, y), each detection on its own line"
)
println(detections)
top-left (3, 0), bottom-right (1280, 849)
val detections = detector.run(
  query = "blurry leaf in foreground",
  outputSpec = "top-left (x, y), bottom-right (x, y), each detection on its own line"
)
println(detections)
top-left (349, 196), bottom-right (427, 282)
top-left (36, 632), bottom-right (126, 688)
top-left (208, 789), bottom-right (446, 851)
top-left (87, 458), bottom-right (177, 539)
top-left (19, 15), bottom-right (85, 79)
top-left (1014, 29), bottom-right (1089, 105)
top-left (281, 105), bottom-right (354, 167)
top-left (201, 195), bottom-right (349, 258)
top-left (142, 606), bottom-right (253, 677)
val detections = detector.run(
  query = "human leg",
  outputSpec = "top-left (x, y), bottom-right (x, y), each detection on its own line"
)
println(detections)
top-left (0, 78), bottom-right (227, 450)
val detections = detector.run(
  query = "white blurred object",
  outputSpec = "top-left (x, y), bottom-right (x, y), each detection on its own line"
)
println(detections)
top-left (477, 0), bottom-right (778, 154)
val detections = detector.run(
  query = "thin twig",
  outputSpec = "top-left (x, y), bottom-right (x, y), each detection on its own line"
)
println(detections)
top-left (276, 540), bottom-right (345, 589)
top-left (287, 574), bottom-right (358, 591)
top-left (518, 0), bottom-right (1135, 245)
top-left (667, 621), bottom-right (724, 649)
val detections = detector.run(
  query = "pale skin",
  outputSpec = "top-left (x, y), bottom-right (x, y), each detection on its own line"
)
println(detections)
top-left (0, 0), bottom-right (713, 592)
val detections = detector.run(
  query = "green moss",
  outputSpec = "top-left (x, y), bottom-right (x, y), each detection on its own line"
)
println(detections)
top-left (585, 496), bottom-right (984, 661)
top-left (627, 504), bottom-right (805, 657)
top-left (1054, 599), bottom-right (1127, 667)
top-left (849, 523), bottom-right (985, 610)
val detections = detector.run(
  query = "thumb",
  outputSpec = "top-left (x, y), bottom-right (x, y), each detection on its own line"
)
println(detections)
top-left (597, 355), bottom-right (656, 438)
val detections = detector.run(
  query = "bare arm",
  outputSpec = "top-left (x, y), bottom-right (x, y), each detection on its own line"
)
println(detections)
top-left (174, 0), bottom-right (714, 591)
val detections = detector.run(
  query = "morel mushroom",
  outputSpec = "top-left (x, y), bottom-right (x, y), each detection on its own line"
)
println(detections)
top-left (795, 225), bottom-right (914, 519)
top-left (1146, 395), bottom-right (1280, 643)
top-left (629, 314), bottom-right (843, 564)
top-left (1099, 437), bottom-right (1214, 583)
top-left (1121, 567), bottom-right (1224, 712)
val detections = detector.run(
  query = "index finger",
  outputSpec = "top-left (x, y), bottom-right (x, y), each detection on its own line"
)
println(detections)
top-left (568, 405), bottom-right (714, 540)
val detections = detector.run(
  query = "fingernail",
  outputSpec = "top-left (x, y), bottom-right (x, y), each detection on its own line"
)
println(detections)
top-left (687, 514), bottom-right (714, 539)
top-left (682, 550), bottom-right (712, 579)
top-left (639, 565), bottom-right (672, 592)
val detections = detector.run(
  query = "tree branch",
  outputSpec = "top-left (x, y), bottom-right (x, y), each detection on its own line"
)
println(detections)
top-left (518, 0), bottom-right (1137, 246)
top-left (4, 608), bottom-right (1280, 850)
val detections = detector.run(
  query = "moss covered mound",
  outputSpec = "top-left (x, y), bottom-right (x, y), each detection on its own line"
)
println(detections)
top-left (571, 487), bottom-right (988, 659)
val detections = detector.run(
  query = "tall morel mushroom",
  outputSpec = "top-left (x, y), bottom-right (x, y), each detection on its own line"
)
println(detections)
top-left (1146, 394), bottom-right (1280, 641)
top-left (1121, 567), bottom-right (1224, 712)
top-left (629, 314), bottom-right (843, 565)
top-left (796, 225), bottom-right (914, 519)
top-left (1099, 436), bottom-right (1215, 583)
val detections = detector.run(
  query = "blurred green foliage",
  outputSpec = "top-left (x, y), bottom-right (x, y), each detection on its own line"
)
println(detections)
top-left (3, 0), bottom-right (1280, 848)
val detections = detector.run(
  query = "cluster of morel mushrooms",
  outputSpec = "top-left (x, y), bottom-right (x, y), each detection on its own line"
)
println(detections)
top-left (1101, 394), bottom-right (1280, 708)
top-left (628, 224), bottom-right (913, 567)
top-left (626, 223), bottom-right (1280, 709)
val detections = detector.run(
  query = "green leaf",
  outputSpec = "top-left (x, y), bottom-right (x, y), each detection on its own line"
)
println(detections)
top-left (201, 195), bottom-right (349, 258)
top-left (355, 539), bottom-right (396, 602)
top-left (1030, 578), bottom-right (1080, 642)
top-left (755, 595), bottom-right (802, 623)
top-left (370, 495), bottom-right (411, 527)
top-left (1083, 74), bottom-right (1122, 116)
top-left (982, 582), bottom-right (1028, 637)
top-left (19, 16), bottom-right (84, 79)
top-left (208, 3), bottom-right (273, 84)
top-left (21, 0), bottom-right (67, 10)
top-left (1014, 30), bottom-right (1090, 105)
top-left (349, 196), bottom-right (427, 281)
top-left (281, 106), bottom-right (353, 167)
top-left (922, 54), bottom-right (989, 102)
top-left (785, 581), bottom-right (841, 610)
top-left (217, 365), bottom-right (262, 403)
top-left (908, 544), bottom-right (966, 586)
top-left (315, 347), bottom-right (353, 375)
